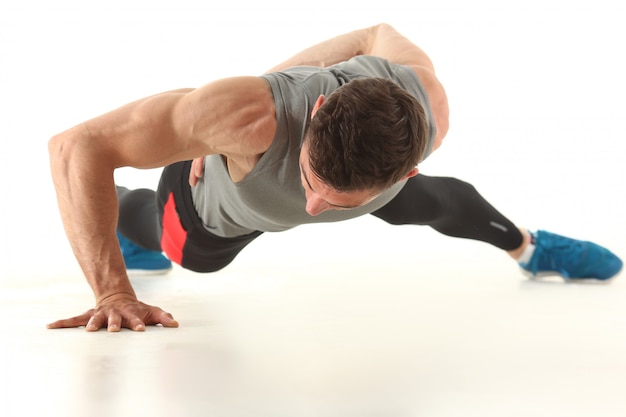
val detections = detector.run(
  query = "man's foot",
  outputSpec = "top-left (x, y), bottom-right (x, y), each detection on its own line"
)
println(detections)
top-left (519, 230), bottom-right (622, 281)
top-left (117, 232), bottom-right (172, 275)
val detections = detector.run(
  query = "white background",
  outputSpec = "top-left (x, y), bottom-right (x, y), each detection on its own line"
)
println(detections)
top-left (1, 0), bottom-right (624, 274)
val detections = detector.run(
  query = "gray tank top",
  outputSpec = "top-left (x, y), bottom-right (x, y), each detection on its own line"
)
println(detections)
top-left (191, 56), bottom-right (437, 237)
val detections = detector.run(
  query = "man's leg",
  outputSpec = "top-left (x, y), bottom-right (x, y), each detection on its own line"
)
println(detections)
top-left (372, 175), bottom-right (524, 250)
top-left (116, 185), bottom-right (172, 274)
top-left (372, 174), bottom-right (622, 280)
top-left (117, 186), bottom-right (162, 251)
top-left (155, 161), bottom-right (262, 273)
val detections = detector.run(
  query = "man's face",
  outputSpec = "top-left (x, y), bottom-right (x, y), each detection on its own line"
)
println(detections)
top-left (298, 142), bottom-right (380, 216)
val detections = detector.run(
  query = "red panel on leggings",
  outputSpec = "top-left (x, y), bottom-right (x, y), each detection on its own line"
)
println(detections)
top-left (160, 192), bottom-right (186, 265)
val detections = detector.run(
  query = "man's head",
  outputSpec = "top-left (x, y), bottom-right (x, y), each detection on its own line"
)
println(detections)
top-left (304, 77), bottom-right (428, 193)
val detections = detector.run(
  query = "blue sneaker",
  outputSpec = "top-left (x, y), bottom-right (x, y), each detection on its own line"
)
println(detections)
top-left (520, 230), bottom-right (623, 281)
top-left (117, 232), bottom-right (172, 275)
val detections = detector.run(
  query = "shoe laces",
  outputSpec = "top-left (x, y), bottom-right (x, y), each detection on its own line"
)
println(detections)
top-left (531, 232), bottom-right (585, 274)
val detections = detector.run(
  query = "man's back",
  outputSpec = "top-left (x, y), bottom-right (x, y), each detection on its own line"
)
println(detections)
top-left (191, 56), bottom-right (437, 237)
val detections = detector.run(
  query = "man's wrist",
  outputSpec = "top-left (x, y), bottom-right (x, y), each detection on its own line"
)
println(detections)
top-left (96, 290), bottom-right (137, 306)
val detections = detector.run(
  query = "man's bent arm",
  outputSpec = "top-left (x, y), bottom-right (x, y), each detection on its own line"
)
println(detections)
top-left (266, 23), bottom-right (435, 72)
top-left (48, 77), bottom-right (274, 331)
top-left (48, 124), bottom-right (180, 331)
top-left (49, 125), bottom-right (135, 306)
top-left (49, 90), bottom-right (203, 306)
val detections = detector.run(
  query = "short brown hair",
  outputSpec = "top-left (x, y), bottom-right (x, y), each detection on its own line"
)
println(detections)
top-left (305, 77), bottom-right (428, 192)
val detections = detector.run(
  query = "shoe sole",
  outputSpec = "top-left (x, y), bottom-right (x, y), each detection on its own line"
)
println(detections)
top-left (127, 267), bottom-right (173, 277)
top-left (521, 269), bottom-right (619, 284)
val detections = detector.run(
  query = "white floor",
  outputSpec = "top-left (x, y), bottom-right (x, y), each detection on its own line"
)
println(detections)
top-left (2, 222), bottom-right (625, 417)
top-left (2, 1), bottom-right (626, 417)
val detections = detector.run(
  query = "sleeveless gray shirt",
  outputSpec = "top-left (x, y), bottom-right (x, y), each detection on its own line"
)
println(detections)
top-left (191, 56), bottom-right (437, 237)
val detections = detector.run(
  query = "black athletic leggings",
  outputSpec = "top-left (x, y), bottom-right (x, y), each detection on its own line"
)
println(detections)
top-left (371, 174), bottom-right (523, 250)
top-left (117, 162), bottom-right (523, 273)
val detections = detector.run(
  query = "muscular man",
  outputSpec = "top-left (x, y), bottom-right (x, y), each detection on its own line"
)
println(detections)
top-left (47, 24), bottom-right (622, 332)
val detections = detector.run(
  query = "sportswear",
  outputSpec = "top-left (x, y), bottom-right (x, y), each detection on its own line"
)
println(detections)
top-left (192, 56), bottom-right (437, 238)
top-left (520, 230), bottom-right (623, 280)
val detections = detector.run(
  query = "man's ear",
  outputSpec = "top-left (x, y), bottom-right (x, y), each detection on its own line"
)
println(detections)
top-left (402, 167), bottom-right (419, 181)
top-left (311, 95), bottom-right (325, 118)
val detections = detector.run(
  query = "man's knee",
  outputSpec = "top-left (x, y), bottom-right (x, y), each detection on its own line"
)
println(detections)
top-left (183, 258), bottom-right (232, 274)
